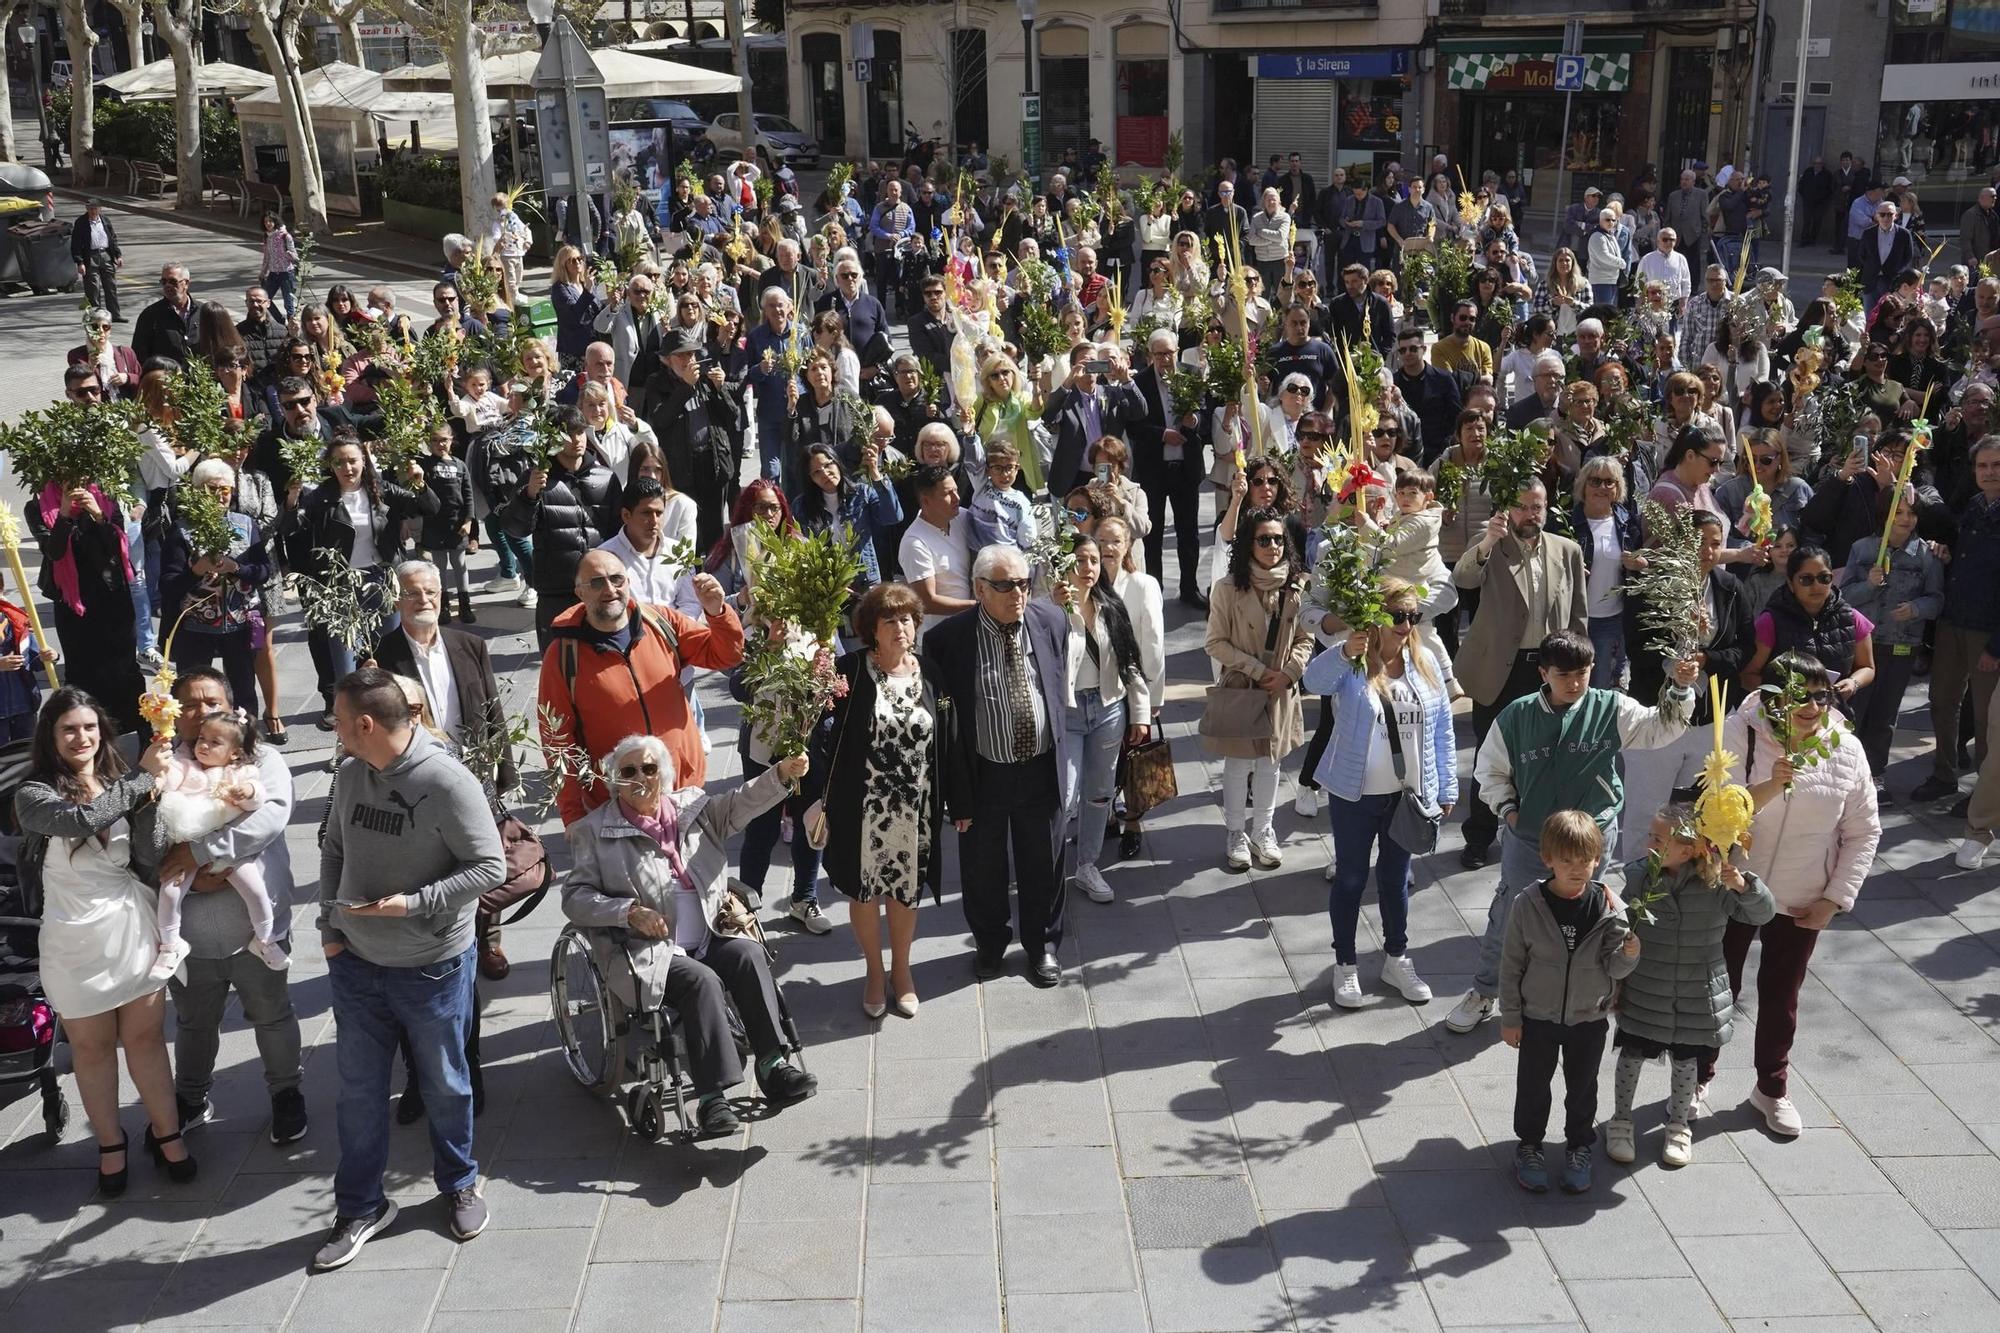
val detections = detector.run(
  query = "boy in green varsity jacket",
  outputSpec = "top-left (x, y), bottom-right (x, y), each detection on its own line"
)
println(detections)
top-left (1443, 628), bottom-right (1699, 1035)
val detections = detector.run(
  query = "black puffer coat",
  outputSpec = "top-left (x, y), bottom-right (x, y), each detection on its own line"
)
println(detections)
top-left (283, 477), bottom-right (438, 577)
top-left (502, 454), bottom-right (620, 596)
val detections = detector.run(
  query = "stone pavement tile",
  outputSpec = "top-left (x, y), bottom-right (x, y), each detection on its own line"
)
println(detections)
top-left (1410, 1240), bottom-right (1573, 1328)
top-left (1088, 1002), bottom-right (1213, 1059)
top-left (981, 978), bottom-right (1091, 1032)
top-left (1730, 1127), bottom-right (1895, 1196)
top-left (1525, 1175), bottom-right (1693, 1280)
top-left (864, 1180), bottom-right (995, 1257)
top-left (1810, 962), bottom-right (2000, 1065)
top-left (715, 1300), bottom-right (857, 1333)
top-left (1380, 1168), bottom-right (1536, 1246)
top-left (1114, 1109), bottom-right (1246, 1176)
top-left (745, 1090), bottom-right (869, 1153)
top-left (987, 1028), bottom-right (1103, 1086)
top-left (998, 1212), bottom-right (1136, 1295)
top-left (1137, 1245), bottom-right (1291, 1333)
top-left (288, 1268), bottom-right (446, 1330)
top-left (435, 1226), bottom-right (593, 1311)
top-left (36, 1200), bottom-right (209, 1278)
top-left (1844, 1268), bottom-right (2000, 1332)
top-left (189, 1172), bottom-right (332, 1247)
top-left (732, 1150), bottom-right (866, 1226)
top-left (868, 1056), bottom-right (989, 1121)
top-left (1879, 1156), bottom-right (2000, 1228)
top-left (721, 1219), bottom-right (860, 1301)
top-left (590, 1170), bottom-right (736, 1264)
top-left (997, 1144), bottom-right (1124, 1216)
top-left (425, 1312), bottom-right (572, 1333)
top-left (1002, 1289), bottom-right (1151, 1333)
top-left (1355, 1102), bottom-right (1491, 1172)
top-left (1942, 1227), bottom-right (2000, 1290)
top-left (1178, 929), bottom-right (1294, 980)
top-left (6, 1272), bottom-right (167, 1333)
top-left (1102, 1057), bottom-right (1230, 1115)
top-left (1819, 1090), bottom-right (1989, 1156)
top-left (1677, 1232), bottom-right (1859, 1318)
top-left (1783, 1192), bottom-right (1966, 1272)
top-left (1912, 1062), bottom-right (2000, 1121)
top-left (473, 1156), bottom-right (610, 1230)
top-left (1124, 1174), bottom-right (1261, 1250)
top-left (1563, 1276), bottom-right (1728, 1333)
top-left (863, 1117), bottom-right (993, 1184)
top-left (571, 1261), bottom-right (718, 1332)
top-left (1725, 1319), bottom-right (1879, 1333)
top-left (861, 1252), bottom-right (999, 1333)
top-left (1634, 1162), bottom-right (1796, 1236)
top-left (1234, 1122), bottom-right (1382, 1213)
top-left (990, 1081), bottom-right (1114, 1147)
top-left (146, 1237), bottom-right (318, 1329)
top-left (1263, 1206), bottom-right (1435, 1332)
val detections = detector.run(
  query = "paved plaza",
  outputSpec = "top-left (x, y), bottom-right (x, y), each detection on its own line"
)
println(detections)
top-left (2, 206), bottom-right (2000, 1332)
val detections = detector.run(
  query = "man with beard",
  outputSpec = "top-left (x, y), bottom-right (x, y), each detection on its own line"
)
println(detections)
top-left (639, 328), bottom-right (744, 550)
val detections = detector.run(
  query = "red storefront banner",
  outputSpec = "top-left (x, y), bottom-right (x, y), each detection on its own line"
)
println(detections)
top-left (1117, 116), bottom-right (1168, 167)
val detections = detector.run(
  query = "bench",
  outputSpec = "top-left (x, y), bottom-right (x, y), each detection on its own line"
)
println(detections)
top-left (132, 160), bottom-right (176, 198)
top-left (100, 156), bottom-right (133, 194)
top-left (244, 179), bottom-right (288, 221)
top-left (204, 173), bottom-right (246, 214)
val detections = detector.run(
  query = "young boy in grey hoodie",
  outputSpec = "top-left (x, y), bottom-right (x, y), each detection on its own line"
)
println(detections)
top-left (1499, 809), bottom-right (1640, 1196)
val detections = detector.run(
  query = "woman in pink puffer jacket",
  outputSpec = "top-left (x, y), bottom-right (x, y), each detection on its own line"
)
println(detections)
top-left (1716, 651), bottom-right (1880, 1138)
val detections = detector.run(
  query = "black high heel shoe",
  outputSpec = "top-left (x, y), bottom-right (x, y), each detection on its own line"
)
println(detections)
top-left (98, 1132), bottom-right (130, 1197)
top-left (143, 1125), bottom-right (198, 1183)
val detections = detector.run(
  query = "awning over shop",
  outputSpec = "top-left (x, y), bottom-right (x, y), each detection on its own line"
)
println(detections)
top-left (1445, 51), bottom-right (1632, 93)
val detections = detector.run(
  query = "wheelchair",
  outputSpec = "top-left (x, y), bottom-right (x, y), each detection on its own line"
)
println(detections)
top-left (548, 921), bottom-right (807, 1142)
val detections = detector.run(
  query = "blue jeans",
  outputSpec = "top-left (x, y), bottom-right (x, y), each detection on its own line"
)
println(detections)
top-left (1476, 824), bottom-right (1552, 998)
top-left (328, 944), bottom-right (478, 1218)
top-left (1710, 236), bottom-right (1743, 281)
top-left (263, 269), bottom-right (299, 322)
top-left (1587, 614), bottom-right (1626, 690)
top-left (738, 754), bottom-right (823, 905)
top-left (1063, 688), bottom-right (1125, 869)
top-left (482, 513), bottom-right (534, 582)
top-left (308, 569), bottom-right (396, 704)
top-left (125, 516), bottom-right (154, 654)
top-left (1326, 792), bottom-right (1413, 965)
top-left (1590, 282), bottom-right (1620, 307)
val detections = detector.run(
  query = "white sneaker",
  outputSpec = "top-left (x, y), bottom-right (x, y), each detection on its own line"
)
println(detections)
top-left (1442, 989), bottom-right (1495, 1033)
top-left (1224, 831), bottom-right (1251, 872)
top-left (1249, 833), bottom-right (1283, 869)
top-left (1661, 1123), bottom-right (1693, 1167)
top-left (485, 574), bottom-right (520, 595)
top-left (1605, 1117), bottom-right (1635, 1164)
top-left (1749, 1086), bottom-right (1803, 1137)
top-left (1332, 964), bottom-right (1365, 1008)
top-left (1957, 836), bottom-right (1992, 870)
top-left (1075, 864), bottom-right (1114, 903)
top-left (788, 900), bottom-right (833, 935)
top-left (517, 585), bottom-right (538, 608)
top-left (1379, 954), bottom-right (1433, 1003)
top-left (1293, 786), bottom-right (1321, 818)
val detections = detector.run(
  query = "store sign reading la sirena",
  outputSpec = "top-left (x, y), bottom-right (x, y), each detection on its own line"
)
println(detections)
top-left (1256, 51), bottom-right (1412, 81)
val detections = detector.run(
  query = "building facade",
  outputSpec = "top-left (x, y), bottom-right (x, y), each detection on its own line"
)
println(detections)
top-left (1871, 0), bottom-right (2000, 227)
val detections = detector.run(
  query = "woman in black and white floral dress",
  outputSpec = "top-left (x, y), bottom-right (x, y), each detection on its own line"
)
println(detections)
top-left (815, 582), bottom-right (952, 1021)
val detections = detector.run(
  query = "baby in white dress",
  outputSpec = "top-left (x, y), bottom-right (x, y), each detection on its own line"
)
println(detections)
top-left (149, 711), bottom-right (283, 980)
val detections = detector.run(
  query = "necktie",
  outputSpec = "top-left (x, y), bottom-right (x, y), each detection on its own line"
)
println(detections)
top-left (1001, 622), bottom-right (1036, 761)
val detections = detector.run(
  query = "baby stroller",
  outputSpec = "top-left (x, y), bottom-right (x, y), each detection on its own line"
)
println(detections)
top-left (0, 737), bottom-right (71, 1143)
top-left (548, 886), bottom-right (807, 1143)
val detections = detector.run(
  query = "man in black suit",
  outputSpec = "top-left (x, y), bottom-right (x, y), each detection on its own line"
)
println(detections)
top-left (372, 559), bottom-right (519, 979)
top-left (927, 545), bottom-right (1074, 987)
top-left (1279, 153), bottom-right (1316, 228)
top-left (1040, 343), bottom-right (1144, 497)
top-left (70, 199), bottom-right (122, 321)
top-left (1327, 263), bottom-right (1395, 359)
top-left (907, 275), bottom-right (957, 385)
top-left (1131, 330), bottom-right (1212, 609)
top-left (1856, 199), bottom-right (1918, 306)
top-left (1391, 328), bottom-right (1464, 464)
top-left (133, 262), bottom-right (197, 367)
top-left (1830, 153), bottom-right (1869, 255)
top-left (1203, 179), bottom-right (1250, 258)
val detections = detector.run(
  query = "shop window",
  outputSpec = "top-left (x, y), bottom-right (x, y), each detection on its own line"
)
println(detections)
top-left (1039, 24), bottom-right (1091, 168)
top-left (801, 32), bottom-right (845, 157)
top-left (949, 29), bottom-right (989, 158)
top-left (1115, 22), bottom-right (1168, 168)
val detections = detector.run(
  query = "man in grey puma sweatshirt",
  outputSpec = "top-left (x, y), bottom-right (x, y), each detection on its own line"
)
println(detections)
top-left (313, 668), bottom-right (504, 1271)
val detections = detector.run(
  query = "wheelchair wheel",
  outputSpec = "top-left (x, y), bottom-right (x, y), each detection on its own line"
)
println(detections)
top-left (625, 1085), bottom-right (668, 1143)
top-left (549, 929), bottom-right (614, 1091)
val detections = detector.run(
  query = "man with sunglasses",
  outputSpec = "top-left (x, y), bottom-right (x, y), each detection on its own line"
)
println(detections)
top-left (250, 376), bottom-right (356, 495)
top-left (1857, 197), bottom-right (1916, 306)
top-left (426, 281), bottom-right (487, 341)
top-left (926, 544), bottom-right (1075, 987)
top-left (133, 262), bottom-right (196, 369)
top-left (1392, 329), bottom-right (1463, 463)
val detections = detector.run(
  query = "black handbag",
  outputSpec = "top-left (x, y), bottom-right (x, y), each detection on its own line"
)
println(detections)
top-left (1380, 684), bottom-right (1442, 855)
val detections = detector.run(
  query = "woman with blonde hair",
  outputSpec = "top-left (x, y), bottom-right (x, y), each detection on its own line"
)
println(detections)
top-left (1533, 247), bottom-right (1590, 336)
top-left (1094, 515), bottom-right (1165, 859)
top-left (1570, 455), bottom-right (1646, 688)
top-left (973, 353), bottom-right (1047, 494)
top-left (1169, 229), bottom-right (1210, 301)
top-left (1300, 577), bottom-right (1455, 1008)
top-left (1550, 380), bottom-right (1607, 485)
top-left (549, 245), bottom-right (605, 368)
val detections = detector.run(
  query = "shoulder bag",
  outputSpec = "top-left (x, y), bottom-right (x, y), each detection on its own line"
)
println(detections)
top-left (1120, 736), bottom-right (1179, 820)
top-left (478, 814), bottom-right (551, 923)
top-left (1199, 586), bottom-right (1290, 743)
top-left (1379, 680), bottom-right (1442, 855)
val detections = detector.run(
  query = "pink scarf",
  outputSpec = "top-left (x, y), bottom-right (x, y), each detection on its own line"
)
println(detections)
top-left (37, 483), bottom-right (133, 618)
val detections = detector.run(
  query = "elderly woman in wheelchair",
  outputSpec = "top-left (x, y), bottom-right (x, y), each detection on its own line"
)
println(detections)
top-left (557, 733), bottom-right (817, 1138)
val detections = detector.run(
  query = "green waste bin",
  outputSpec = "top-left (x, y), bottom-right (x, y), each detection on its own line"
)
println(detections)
top-left (514, 298), bottom-right (557, 339)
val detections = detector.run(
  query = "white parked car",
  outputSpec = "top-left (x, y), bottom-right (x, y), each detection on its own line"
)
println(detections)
top-left (706, 113), bottom-right (820, 169)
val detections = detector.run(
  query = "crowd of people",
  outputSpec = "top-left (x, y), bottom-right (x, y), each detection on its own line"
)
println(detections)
top-left (10, 140), bottom-right (2000, 1269)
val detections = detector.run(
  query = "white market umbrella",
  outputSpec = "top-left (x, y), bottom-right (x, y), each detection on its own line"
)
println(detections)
top-left (387, 46), bottom-right (739, 100)
top-left (98, 57), bottom-right (275, 102)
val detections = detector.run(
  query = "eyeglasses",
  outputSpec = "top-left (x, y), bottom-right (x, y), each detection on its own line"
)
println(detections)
top-left (1587, 476), bottom-right (1619, 488)
top-left (281, 398), bottom-right (313, 411)
top-left (1249, 475), bottom-right (1280, 488)
top-left (1753, 454), bottom-right (1780, 469)
top-left (1386, 610), bottom-right (1423, 626)
top-left (1282, 385), bottom-right (1310, 396)
top-left (1298, 431), bottom-right (1330, 443)
top-left (982, 577), bottom-right (1032, 593)
top-left (615, 760), bottom-right (661, 780)
top-left (1793, 571), bottom-right (1835, 587)
top-left (583, 574), bottom-right (629, 592)
top-left (1799, 688), bottom-right (1839, 706)
top-left (1670, 387), bottom-right (1696, 397)
top-left (1371, 428), bottom-right (1400, 438)
top-left (1253, 534), bottom-right (1287, 548)
top-left (753, 502), bottom-right (783, 517)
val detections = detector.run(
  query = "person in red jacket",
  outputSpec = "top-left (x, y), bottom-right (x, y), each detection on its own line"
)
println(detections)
top-left (537, 549), bottom-right (744, 825)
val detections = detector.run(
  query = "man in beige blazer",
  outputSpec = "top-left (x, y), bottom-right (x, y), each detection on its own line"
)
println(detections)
top-left (1449, 477), bottom-right (1587, 867)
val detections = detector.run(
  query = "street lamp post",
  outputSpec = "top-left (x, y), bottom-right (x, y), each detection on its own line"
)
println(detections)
top-left (1018, 0), bottom-right (1040, 192)
top-left (18, 21), bottom-right (53, 170)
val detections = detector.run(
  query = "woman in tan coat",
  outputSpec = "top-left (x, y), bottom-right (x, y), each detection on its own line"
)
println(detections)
top-left (1202, 507), bottom-right (1314, 871)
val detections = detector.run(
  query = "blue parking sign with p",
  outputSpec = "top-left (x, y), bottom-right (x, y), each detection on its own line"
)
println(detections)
top-left (1554, 54), bottom-right (1586, 92)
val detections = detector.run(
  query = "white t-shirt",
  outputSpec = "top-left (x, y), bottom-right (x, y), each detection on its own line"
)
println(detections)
top-left (1361, 677), bottom-right (1424, 796)
top-left (899, 512), bottom-right (972, 630)
top-left (403, 628), bottom-right (460, 737)
top-left (1584, 514), bottom-right (1624, 618)
top-left (342, 487), bottom-right (378, 568)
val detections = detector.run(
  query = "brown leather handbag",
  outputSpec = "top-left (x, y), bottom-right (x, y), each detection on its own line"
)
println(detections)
top-left (1120, 737), bottom-right (1179, 820)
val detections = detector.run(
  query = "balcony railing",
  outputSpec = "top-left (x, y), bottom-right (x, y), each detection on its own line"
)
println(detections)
top-left (1440, 0), bottom-right (1707, 15)
top-left (1214, 0), bottom-right (1379, 13)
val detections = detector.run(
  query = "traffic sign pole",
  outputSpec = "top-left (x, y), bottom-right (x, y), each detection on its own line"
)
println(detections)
top-left (533, 17), bottom-right (612, 261)
top-left (1548, 21), bottom-right (1585, 252)
top-left (1780, 0), bottom-right (1813, 282)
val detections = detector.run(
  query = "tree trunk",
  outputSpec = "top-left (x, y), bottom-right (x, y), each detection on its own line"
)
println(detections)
top-left (0, 5), bottom-right (18, 163)
top-left (724, 0), bottom-right (753, 160)
top-left (151, 1), bottom-right (203, 210)
top-left (441, 13), bottom-right (494, 237)
top-left (332, 1), bottom-right (363, 65)
top-left (61, 0), bottom-right (97, 160)
top-left (246, 4), bottom-right (328, 233)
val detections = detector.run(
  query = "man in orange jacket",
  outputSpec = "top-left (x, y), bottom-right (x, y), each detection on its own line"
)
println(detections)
top-left (537, 550), bottom-right (744, 825)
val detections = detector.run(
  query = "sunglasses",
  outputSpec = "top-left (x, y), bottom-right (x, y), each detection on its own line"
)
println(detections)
top-left (1753, 455), bottom-right (1780, 468)
top-left (1371, 428), bottom-right (1400, 438)
top-left (1698, 453), bottom-right (1723, 466)
top-left (1799, 689), bottom-right (1839, 706)
top-left (1298, 431), bottom-right (1330, 443)
top-left (1587, 476), bottom-right (1619, 488)
top-left (1283, 385), bottom-right (1310, 395)
top-left (616, 760), bottom-right (661, 780)
top-left (982, 577), bottom-right (1032, 593)
top-left (1794, 571), bottom-right (1834, 585)
top-left (1386, 610), bottom-right (1422, 626)
top-left (281, 398), bottom-right (313, 410)
top-left (1253, 534), bottom-right (1286, 548)
top-left (583, 574), bottom-right (628, 592)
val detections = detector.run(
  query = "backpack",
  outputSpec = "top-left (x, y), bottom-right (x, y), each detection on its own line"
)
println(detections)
top-left (551, 603), bottom-right (682, 756)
